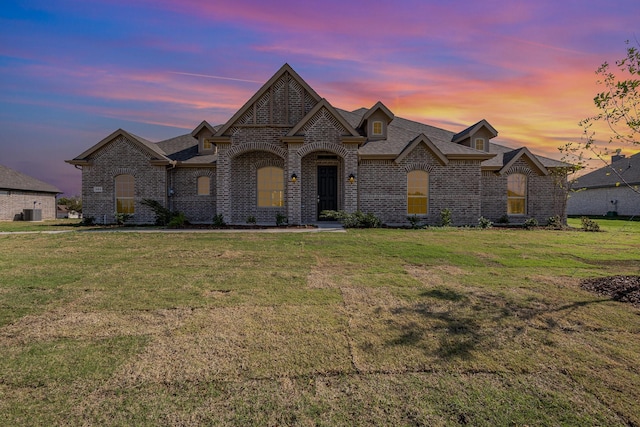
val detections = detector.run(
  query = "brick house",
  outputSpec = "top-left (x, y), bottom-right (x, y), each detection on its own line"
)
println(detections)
top-left (0, 164), bottom-right (60, 221)
top-left (66, 64), bottom-right (568, 226)
top-left (567, 152), bottom-right (640, 217)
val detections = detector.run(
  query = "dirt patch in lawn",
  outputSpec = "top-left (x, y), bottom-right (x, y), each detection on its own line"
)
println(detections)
top-left (581, 275), bottom-right (640, 308)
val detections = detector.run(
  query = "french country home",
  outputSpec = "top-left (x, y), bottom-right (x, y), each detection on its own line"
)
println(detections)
top-left (66, 64), bottom-right (569, 226)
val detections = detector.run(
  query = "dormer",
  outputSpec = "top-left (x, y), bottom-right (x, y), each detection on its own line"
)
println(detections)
top-left (451, 119), bottom-right (498, 152)
top-left (191, 120), bottom-right (217, 155)
top-left (358, 101), bottom-right (394, 141)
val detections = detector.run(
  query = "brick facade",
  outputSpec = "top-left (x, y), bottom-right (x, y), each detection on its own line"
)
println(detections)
top-left (69, 64), bottom-right (567, 227)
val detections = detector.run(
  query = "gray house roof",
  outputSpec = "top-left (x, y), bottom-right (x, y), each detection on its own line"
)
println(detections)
top-left (573, 152), bottom-right (640, 189)
top-left (0, 164), bottom-right (61, 193)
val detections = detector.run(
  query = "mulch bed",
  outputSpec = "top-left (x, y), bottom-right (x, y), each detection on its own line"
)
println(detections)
top-left (580, 275), bottom-right (640, 308)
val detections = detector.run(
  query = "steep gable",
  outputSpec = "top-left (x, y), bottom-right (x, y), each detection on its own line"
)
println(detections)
top-left (66, 129), bottom-right (170, 166)
top-left (215, 64), bottom-right (322, 137)
top-left (394, 134), bottom-right (449, 165)
top-left (498, 147), bottom-right (549, 176)
top-left (285, 99), bottom-right (362, 140)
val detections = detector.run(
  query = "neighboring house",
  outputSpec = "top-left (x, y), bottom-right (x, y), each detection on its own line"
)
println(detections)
top-left (0, 164), bottom-right (61, 221)
top-left (567, 152), bottom-right (640, 217)
top-left (66, 64), bottom-right (569, 226)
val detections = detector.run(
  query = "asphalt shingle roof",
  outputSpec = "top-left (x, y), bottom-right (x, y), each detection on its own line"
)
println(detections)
top-left (0, 164), bottom-right (61, 193)
top-left (573, 152), bottom-right (640, 188)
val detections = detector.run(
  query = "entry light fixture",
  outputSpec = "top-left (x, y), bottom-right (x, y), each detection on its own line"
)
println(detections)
top-left (291, 173), bottom-right (298, 183)
top-left (348, 173), bottom-right (355, 183)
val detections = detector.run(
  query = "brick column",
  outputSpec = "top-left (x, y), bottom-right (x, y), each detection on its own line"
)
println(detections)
top-left (286, 141), bottom-right (303, 225)
top-left (344, 143), bottom-right (359, 213)
top-left (214, 140), bottom-right (232, 223)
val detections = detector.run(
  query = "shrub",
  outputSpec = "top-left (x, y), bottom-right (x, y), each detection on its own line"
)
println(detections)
top-left (246, 215), bottom-right (257, 225)
top-left (275, 213), bottom-right (288, 226)
top-left (80, 216), bottom-right (95, 226)
top-left (212, 214), bottom-right (226, 227)
top-left (477, 216), bottom-right (493, 229)
top-left (141, 199), bottom-right (173, 226)
top-left (114, 212), bottom-right (132, 225)
top-left (320, 210), bottom-right (382, 228)
top-left (496, 214), bottom-right (510, 224)
top-left (407, 215), bottom-right (424, 229)
top-left (523, 217), bottom-right (539, 229)
top-left (440, 208), bottom-right (452, 227)
top-left (167, 212), bottom-right (186, 228)
top-left (581, 216), bottom-right (600, 232)
top-left (546, 215), bottom-right (563, 229)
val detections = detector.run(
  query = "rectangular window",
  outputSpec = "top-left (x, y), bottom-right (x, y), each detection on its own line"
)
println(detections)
top-left (115, 174), bottom-right (135, 214)
top-left (203, 139), bottom-right (213, 150)
top-left (475, 138), bottom-right (485, 151)
top-left (372, 121), bottom-right (383, 135)
top-left (197, 176), bottom-right (210, 195)
top-left (407, 170), bottom-right (428, 215)
top-left (257, 166), bottom-right (284, 207)
top-left (507, 174), bottom-right (526, 215)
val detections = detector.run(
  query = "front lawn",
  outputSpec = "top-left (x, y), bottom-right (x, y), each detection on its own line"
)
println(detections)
top-left (0, 221), bottom-right (638, 425)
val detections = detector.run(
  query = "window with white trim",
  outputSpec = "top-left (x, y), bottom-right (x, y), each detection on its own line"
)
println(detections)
top-left (475, 138), bottom-right (485, 151)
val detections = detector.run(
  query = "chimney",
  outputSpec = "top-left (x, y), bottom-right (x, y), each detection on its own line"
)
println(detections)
top-left (611, 153), bottom-right (626, 163)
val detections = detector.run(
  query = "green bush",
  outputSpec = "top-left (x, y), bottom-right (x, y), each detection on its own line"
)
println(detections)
top-left (407, 215), bottom-right (424, 229)
top-left (546, 215), bottom-right (563, 229)
top-left (523, 217), bottom-right (539, 229)
top-left (212, 214), bottom-right (226, 227)
top-left (141, 199), bottom-right (174, 226)
top-left (167, 212), bottom-right (186, 228)
top-left (114, 212), bottom-right (132, 225)
top-left (320, 210), bottom-right (382, 228)
top-left (477, 216), bottom-right (493, 229)
top-left (246, 215), bottom-right (257, 225)
top-left (496, 214), bottom-right (510, 224)
top-left (440, 208), bottom-right (452, 227)
top-left (80, 216), bottom-right (95, 226)
top-left (581, 216), bottom-right (600, 232)
top-left (275, 213), bottom-right (288, 226)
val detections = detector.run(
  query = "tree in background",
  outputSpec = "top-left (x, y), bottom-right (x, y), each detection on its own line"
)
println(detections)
top-left (57, 195), bottom-right (82, 213)
top-left (560, 39), bottom-right (639, 196)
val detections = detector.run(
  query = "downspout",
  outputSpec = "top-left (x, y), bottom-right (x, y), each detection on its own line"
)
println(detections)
top-left (168, 160), bottom-right (177, 212)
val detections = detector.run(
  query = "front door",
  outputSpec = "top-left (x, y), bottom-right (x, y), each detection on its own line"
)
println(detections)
top-left (317, 166), bottom-right (337, 220)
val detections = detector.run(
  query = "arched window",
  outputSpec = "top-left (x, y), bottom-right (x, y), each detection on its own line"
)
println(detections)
top-left (197, 176), bottom-right (210, 195)
top-left (115, 174), bottom-right (134, 214)
top-left (507, 173), bottom-right (526, 214)
top-left (407, 170), bottom-right (428, 215)
top-left (257, 166), bottom-right (284, 207)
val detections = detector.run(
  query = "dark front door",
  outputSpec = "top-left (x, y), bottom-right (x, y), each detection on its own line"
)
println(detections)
top-left (317, 166), bottom-right (338, 219)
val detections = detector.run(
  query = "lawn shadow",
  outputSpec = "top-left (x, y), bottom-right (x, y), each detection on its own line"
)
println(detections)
top-left (387, 285), bottom-right (611, 361)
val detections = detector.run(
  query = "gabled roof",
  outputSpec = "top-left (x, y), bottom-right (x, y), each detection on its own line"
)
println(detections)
top-left (394, 134), bottom-right (449, 165)
top-left (0, 164), bottom-right (61, 193)
top-left (191, 120), bottom-right (216, 138)
top-left (66, 129), bottom-right (170, 165)
top-left (573, 151), bottom-right (640, 189)
top-left (451, 119), bottom-right (498, 143)
top-left (357, 101), bottom-right (395, 129)
top-left (214, 63), bottom-right (323, 137)
top-left (497, 147), bottom-right (549, 176)
top-left (286, 99), bottom-right (361, 138)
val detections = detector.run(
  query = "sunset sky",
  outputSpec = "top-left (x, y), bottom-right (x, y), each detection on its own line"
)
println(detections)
top-left (1, 0), bottom-right (639, 197)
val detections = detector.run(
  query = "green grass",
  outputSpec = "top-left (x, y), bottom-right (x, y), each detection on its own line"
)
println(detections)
top-left (1, 220), bottom-right (639, 425)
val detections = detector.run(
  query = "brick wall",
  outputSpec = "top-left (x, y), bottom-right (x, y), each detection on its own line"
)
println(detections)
top-left (82, 136), bottom-right (166, 224)
top-left (359, 143), bottom-right (482, 226)
top-left (481, 159), bottom-right (567, 224)
top-left (0, 191), bottom-right (57, 221)
top-left (567, 186), bottom-right (640, 216)
top-left (170, 167), bottom-right (217, 223)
